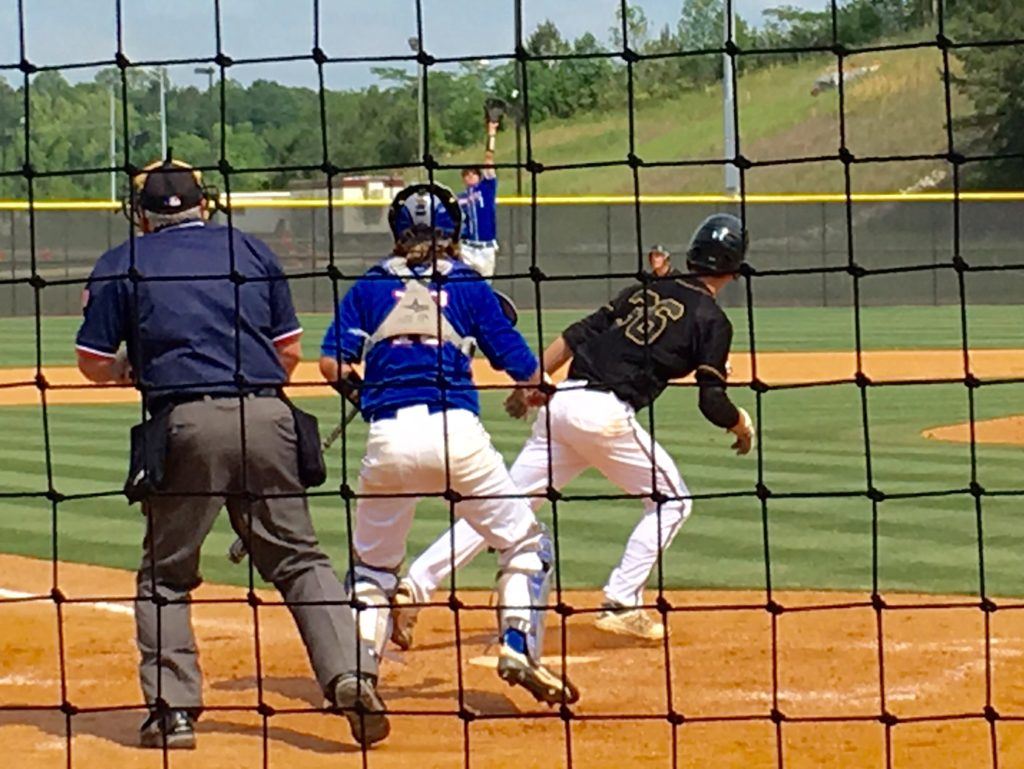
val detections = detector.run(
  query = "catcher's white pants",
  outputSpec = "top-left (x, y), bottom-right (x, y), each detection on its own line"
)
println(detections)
top-left (460, 241), bottom-right (497, 278)
top-left (354, 405), bottom-right (541, 629)
top-left (405, 382), bottom-right (692, 608)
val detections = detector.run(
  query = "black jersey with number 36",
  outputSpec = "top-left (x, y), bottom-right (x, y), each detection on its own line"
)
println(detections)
top-left (561, 276), bottom-right (733, 411)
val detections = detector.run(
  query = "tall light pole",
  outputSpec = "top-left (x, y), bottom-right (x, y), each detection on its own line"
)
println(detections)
top-left (158, 67), bottom-right (168, 158)
top-left (109, 86), bottom-right (117, 201)
top-left (723, 4), bottom-right (740, 196)
top-left (407, 37), bottom-right (425, 176)
top-left (513, 0), bottom-right (524, 197)
top-left (193, 66), bottom-right (215, 92)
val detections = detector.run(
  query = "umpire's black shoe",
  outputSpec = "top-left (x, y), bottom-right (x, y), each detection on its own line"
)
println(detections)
top-left (330, 673), bottom-right (390, 747)
top-left (139, 709), bottom-right (196, 750)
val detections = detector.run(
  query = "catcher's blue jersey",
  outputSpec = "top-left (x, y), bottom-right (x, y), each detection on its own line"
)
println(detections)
top-left (458, 176), bottom-right (498, 242)
top-left (321, 256), bottom-right (536, 421)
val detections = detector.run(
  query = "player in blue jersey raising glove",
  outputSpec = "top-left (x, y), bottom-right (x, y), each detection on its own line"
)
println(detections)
top-left (457, 109), bottom-right (500, 277)
top-left (319, 183), bottom-right (579, 742)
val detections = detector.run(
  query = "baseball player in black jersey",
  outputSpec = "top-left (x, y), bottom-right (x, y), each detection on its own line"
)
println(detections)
top-left (391, 214), bottom-right (754, 644)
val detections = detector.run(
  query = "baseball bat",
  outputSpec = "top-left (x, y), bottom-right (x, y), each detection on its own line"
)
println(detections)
top-left (227, 406), bottom-right (360, 564)
top-left (322, 405), bottom-right (360, 451)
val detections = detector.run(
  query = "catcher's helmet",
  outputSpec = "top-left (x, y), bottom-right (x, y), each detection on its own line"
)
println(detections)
top-left (686, 214), bottom-right (748, 275)
top-left (388, 183), bottom-right (462, 247)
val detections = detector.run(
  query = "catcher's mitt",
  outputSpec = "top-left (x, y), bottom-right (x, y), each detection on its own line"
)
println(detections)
top-left (484, 97), bottom-right (507, 125)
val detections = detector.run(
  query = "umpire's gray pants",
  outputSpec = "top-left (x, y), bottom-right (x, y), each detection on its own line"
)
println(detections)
top-left (135, 396), bottom-right (371, 711)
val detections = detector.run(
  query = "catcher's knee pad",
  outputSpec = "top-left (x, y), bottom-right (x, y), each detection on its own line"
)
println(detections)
top-left (496, 523), bottom-right (553, 659)
top-left (348, 563), bottom-right (400, 662)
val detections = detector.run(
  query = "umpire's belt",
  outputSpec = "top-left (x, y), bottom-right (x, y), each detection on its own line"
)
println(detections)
top-left (148, 388), bottom-right (279, 414)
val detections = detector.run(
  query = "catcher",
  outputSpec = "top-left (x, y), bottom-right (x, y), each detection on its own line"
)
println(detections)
top-left (392, 214), bottom-right (754, 646)
top-left (457, 98), bottom-right (505, 277)
top-left (318, 182), bottom-right (580, 739)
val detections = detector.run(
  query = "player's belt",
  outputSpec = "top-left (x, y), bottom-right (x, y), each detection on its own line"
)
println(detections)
top-left (369, 402), bottom-right (451, 422)
top-left (463, 239), bottom-right (497, 248)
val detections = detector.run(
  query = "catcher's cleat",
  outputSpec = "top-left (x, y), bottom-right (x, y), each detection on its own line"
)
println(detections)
top-left (390, 580), bottom-right (419, 651)
top-left (497, 630), bottom-right (580, 706)
top-left (139, 709), bottom-right (196, 750)
top-left (330, 673), bottom-right (390, 747)
top-left (594, 602), bottom-right (665, 641)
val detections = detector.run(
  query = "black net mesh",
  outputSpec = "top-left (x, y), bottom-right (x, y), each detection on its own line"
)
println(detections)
top-left (1, 1), bottom-right (1023, 767)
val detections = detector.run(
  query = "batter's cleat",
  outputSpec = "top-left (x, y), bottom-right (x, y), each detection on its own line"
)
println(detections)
top-left (330, 673), bottom-right (390, 747)
top-left (390, 580), bottom-right (419, 651)
top-left (139, 709), bottom-right (196, 750)
top-left (497, 630), bottom-right (580, 706)
top-left (594, 601), bottom-right (665, 641)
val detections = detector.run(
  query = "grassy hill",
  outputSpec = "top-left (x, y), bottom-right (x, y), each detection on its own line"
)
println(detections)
top-left (443, 41), bottom-right (967, 195)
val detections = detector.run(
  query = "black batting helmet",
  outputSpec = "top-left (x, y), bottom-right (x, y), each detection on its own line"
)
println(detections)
top-left (686, 214), bottom-right (748, 275)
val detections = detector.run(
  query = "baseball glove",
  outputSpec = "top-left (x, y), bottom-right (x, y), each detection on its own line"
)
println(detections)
top-left (484, 97), bottom-right (507, 125)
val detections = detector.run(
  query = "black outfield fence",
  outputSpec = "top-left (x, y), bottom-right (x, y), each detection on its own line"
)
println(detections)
top-left (1, 195), bottom-right (1022, 317)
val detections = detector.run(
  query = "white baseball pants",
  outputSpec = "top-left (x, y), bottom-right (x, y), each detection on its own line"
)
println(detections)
top-left (404, 382), bottom-right (693, 608)
top-left (460, 241), bottom-right (497, 278)
top-left (353, 405), bottom-right (543, 631)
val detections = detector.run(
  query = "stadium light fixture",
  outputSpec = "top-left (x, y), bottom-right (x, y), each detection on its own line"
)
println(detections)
top-left (193, 67), bottom-right (215, 91)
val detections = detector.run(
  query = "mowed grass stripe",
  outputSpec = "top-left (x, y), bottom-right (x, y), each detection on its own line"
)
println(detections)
top-left (1, 309), bottom-right (1023, 593)
top-left (2, 305), bottom-right (1023, 368)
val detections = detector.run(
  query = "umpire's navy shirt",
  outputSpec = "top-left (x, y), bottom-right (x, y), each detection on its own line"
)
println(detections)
top-left (76, 221), bottom-right (301, 406)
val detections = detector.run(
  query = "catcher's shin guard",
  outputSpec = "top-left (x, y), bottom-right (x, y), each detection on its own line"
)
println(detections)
top-left (348, 564), bottom-right (399, 665)
top-left (496, 524), bottom-right (553, 659)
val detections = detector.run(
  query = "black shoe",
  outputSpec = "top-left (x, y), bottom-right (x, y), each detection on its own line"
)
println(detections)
top-left (330, 673), bottom-right (390, 747)
top-left (497, 643), bottom-right (581, 706)
top-left (139, 709), bottom-right (196, 750)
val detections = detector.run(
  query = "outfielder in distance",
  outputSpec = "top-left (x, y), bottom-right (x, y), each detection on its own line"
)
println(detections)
top-left (392, 214), bottom-right (755, 646)
top-left (456, 99), bottom-right (504, 277)
top-left (318, 182), bottom-right (579, 718)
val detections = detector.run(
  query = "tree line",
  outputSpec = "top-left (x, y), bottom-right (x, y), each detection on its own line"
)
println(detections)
top-left (0, 0), bottom-right (1011, 198)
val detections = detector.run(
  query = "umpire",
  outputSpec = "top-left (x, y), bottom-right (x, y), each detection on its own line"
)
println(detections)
top-left (75, 158), bottom-right (377, 749)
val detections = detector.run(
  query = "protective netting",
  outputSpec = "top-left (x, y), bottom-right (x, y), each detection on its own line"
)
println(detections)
top-left (1, 1), bottom-right (1023, 767)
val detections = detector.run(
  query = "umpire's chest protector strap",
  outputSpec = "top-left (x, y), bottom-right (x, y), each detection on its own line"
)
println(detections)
top-left (365, 257), bottom-right (476, 356)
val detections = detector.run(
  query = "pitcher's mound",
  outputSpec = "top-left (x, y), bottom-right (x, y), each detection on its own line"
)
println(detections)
top-left (923, 415), bottom-right (1024, 446)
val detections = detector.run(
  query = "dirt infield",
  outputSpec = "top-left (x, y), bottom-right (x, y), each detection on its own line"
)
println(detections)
top-left (2, 348), bottom-right (1023, 408)
top-left (2, 554), bottom-right (1023, 768)
top-left (924, 415), bottom-right (1024, 447)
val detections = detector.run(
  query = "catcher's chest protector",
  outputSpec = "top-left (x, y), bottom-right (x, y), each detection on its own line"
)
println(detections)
top-left (366, 258), bottom-right (473, 354)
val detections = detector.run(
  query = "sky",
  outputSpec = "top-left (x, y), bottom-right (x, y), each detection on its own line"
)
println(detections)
top-left (0, 0), bottom-right (814, 91)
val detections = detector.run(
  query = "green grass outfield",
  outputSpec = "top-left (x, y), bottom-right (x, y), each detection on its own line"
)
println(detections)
top-left (0, 305), bottom-right (1021, 596)
top-left (442, 41), bottom-right (965, 195)
top-left (4, 304), bottom-right (1024, 367)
